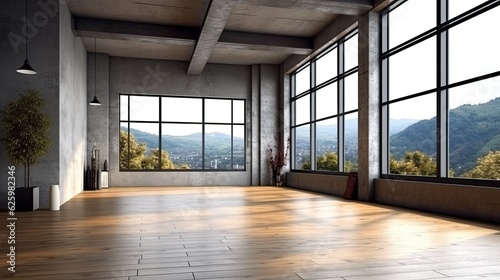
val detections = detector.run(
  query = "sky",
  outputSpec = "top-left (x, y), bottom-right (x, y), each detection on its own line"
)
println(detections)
top-left (387, 0), bottom-right (500, 119)
top-left (121, 95), bottom-right (245, 137)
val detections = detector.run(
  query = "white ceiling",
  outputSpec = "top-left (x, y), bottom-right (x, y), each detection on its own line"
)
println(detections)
top-left (69, 0), bottom-right (373, 74)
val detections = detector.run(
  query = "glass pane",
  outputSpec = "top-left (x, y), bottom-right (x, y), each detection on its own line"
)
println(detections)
top-left (129, 96), bottom-right (159, 121)
top-left (162, 124), bottom-right (202, 169)
top-left (120, 95), bottom-right (128, 121)
top-left (389, 94), bottom-right (437, 176)
top-left (295, 65), bottom-right (310, 95)
top-left (389, 37), bottom-right (436, 100)
top-left (316, 83), bottom-right (337, 120)
top-left (233, 100), bottom-right (245, 124)
top-left (129, 122), bottom-right (159, 170)
top-left (205, 125), bottom-right (232, 169)
top-left (295, 95), bottom-right (310, 125)
top-left (344, 73), bottom-right (358, 112)
top-left (345, 113), bottom-right (358, 172)
top-left (295, 124), bottom-right (310, 170)
top-left (233, 125), bottom-right (245, 170)
top-left (449, 0), bottom-right (489, 19)
top-left (205, 99), bottom-right (232, 123)
top-left (448, 76), bottom-right (500, 179)
top-left (316, 48), bottom-right (337, 86)
top-left (162, 97), bottom-right (202, 122)
top-left (316, 118), bottom-right (338, 171)
top-left (449, 6), bottom-right (500, 84)
top-left (344, 33), bottom-right (358, 71)
top-left (388, 0), bottom-right (436, 49)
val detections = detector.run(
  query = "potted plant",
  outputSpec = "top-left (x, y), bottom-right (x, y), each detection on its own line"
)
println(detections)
top-left (268, 136), bottom-right (290, 185)
top-left (1, 89), bottom-right (51, 210)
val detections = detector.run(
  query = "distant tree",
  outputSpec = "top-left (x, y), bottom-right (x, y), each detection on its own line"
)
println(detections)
top-left (119, 131), bottom-right (146, 169)
top-left (120, 131), bottom-right (190, 170)
top-left (141, 148), bottom-right (176, 169)
top-left (390, 150), bottom-right (437, 176)
top-left (462, 151), bottom-right (500, 179)
top-left (301, 151), bottom-right (353, 172)
top-left (302, 160), bottom-right (311, 170)
top-left (317, 151), bottom-right (338, 171)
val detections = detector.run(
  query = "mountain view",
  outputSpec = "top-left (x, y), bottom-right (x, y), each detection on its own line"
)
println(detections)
top-left (121, 127), bottom-right (244, 169)
top-left (123, 98), bottom-right (500, 175)
top-left (391, 97), bottom-right (500, 176)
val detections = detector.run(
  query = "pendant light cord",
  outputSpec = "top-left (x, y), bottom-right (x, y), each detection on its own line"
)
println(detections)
top-left (95, 38), bottom-right (97, 98)
top-left (25, 0), bottom-right (28, 59)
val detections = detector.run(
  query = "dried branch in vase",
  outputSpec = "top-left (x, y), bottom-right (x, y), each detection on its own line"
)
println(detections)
top-left (268, 136), bottom-right (291, 184)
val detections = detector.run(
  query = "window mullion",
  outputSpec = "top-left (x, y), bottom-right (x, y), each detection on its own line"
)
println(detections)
top-left (310, 61), bottom-right (317, 171)
top-left (338, 42), bottom-right (345, 172)
top-left (158, 96), bottom-right (162, 170)
top-left (437, 0), bottom-right (449, 177)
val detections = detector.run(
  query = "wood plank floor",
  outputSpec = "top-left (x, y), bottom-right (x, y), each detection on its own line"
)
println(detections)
top-left (2, 186), bottom-right (500, 279)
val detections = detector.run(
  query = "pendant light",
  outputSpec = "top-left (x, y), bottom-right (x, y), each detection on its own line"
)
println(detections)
top-left (89, 38), bottom-right (101, 106)
top-left (17, 0), bottom-right (37, 75)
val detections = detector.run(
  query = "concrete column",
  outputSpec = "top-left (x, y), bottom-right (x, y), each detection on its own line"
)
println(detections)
top-left (251, 65), bottom-right (280, 185)
top-left (280, 65), bottom-right (291, 177)
top-left (358, 11), bottom-right (381, 201)
top-left (251, 65), bottom-right (261, 185)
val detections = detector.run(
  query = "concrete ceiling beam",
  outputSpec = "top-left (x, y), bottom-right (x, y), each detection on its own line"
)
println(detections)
top-left (240, 0), bottom-right (373, 15)
top-left (73, 16), bottom-right (199, 46)
top-left (187, 0), bottom-right (239, 75)
top-left (218, 31), bottom-right (313, 55)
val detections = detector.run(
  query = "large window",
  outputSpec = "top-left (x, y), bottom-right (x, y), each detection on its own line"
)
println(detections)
top-left (291, 31), bottom-right (359, 172)
top-left (382, 0), bottom-right (500, 182)
top-left (120, 94), bottom-right (245, 171)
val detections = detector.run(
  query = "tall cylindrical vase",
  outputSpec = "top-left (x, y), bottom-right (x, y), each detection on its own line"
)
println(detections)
top-left (50, 184), bottom-right (60, 211)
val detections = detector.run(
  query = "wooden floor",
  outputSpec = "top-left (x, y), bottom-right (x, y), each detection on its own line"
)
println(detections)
top-left (2, 186), bottom-right (500, 280)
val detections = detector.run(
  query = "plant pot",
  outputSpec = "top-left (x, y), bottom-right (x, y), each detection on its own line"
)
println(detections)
top-left (16, 186), bottom-right (39, 211)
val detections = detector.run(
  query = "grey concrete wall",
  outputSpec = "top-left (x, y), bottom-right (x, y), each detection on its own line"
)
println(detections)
top-left (286, 172), bottom-right (348, 197)
top-left (87, 53), bottom-right (109, 172)
top-left (375, 179), bottom-right (500, 224)
top-left (59, 1), bottom-right (86, 206)
top-left (107, 57), bottom-right (277, 186)
top-left (0, 0), bottom-right (60, 208)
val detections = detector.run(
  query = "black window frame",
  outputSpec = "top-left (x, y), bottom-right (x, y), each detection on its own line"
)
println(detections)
top-left (290, 30), bottom-right (359, 173)
top-left (381, 0), bottom-right (500, 187)
top-left (119, 93), bottom-right (246, 171)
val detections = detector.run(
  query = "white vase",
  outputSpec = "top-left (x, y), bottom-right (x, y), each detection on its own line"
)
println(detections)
top-left (50, 184), bottom-right (60, 211)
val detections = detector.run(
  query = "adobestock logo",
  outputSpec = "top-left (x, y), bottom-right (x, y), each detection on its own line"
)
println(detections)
top-left (7, 0), bottom-right (61, 54)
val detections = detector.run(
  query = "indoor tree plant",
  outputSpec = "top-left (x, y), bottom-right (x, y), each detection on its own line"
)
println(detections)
top-left (268, 136), bottom-right (290, 185)
top-left (1, 89), bottom-right (51, 192)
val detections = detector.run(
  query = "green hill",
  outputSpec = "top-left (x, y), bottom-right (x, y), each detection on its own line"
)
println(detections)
top-left (390, 97), bottom-right (500, 175)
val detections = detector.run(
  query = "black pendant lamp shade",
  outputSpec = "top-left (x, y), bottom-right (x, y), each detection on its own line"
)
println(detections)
top-left (89, 96), bottom-right (101, 106)
top-left (17, 59), bottom-right (37, 75)
top-left (89, 38), bottom-right (101, 106)
top-left (17, 0), bottom-right (36, 75)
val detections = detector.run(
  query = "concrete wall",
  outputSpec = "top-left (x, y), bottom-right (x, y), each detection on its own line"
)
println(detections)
top-left (375, 179), bottom-right (500, 224)
top-left (102, 57), bottom-right (280, 186)
top-left (87, 52), bottom-right (109, 171)
top-left (287, 172), bottom-right (500, 224)
top-left (287, 172), bottom-right (348, 197)
top-left (59, 1), bottom-right (86, 206)
top-left (0, 0), bottom-right (60, 208)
